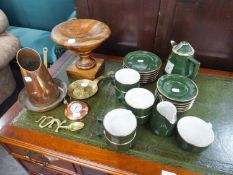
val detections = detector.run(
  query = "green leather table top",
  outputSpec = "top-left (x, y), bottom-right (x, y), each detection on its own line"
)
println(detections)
top-left (12, 57), bottom-right (233, 175)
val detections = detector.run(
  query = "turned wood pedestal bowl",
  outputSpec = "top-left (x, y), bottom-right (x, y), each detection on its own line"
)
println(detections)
top-left (51, 19), bottom-right (111, 79)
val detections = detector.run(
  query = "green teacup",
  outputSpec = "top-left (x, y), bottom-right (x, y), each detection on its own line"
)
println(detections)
top-left (177, 116), bottom-right (214, 153)
top-left (103, 108), bottom-right (137, 151)
top-left (150, 101), bottom-right (177, 136)
top-left (125, 88), bottom-right (155, 125)
top-left (114, 68), bottom-right (140, 101)
top-left (104, 131), bottom-right (136, 151)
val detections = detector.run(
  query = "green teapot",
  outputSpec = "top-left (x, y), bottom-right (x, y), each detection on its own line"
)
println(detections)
top-left (164, 40), bottom-right (200, 79)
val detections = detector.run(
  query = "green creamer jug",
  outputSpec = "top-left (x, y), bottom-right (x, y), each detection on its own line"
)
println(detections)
top-left (164, 40), bottom-right (200, 79)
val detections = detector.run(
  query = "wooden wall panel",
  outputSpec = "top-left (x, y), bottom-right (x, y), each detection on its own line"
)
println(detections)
top-left (76, 0), bottom-right (160, 57)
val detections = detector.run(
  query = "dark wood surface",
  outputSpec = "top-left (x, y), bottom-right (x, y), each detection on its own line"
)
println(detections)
top-left (0, 51), bottom-right (204, 175)
top-left (75, 0), bottom-right (160, 56)
top-left (75, 0), bottom-right (233, 71)
top-left (1, 51), bottom-right (233, 174)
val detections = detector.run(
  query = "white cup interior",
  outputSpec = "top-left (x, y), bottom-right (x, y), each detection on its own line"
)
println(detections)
top-left (157, 101), bottom-right (177, 124)
top-left (125, 88), bottom-right (155, 109)
top-left (103, 108), bottom-right (137, 136)
top-left (177, 116), bottom-right (214, 147)
top-left (115, 68), bottom-right (140, 85)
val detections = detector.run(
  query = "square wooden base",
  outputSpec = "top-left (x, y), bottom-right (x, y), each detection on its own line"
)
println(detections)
top-left (66, 57), bottom-right (105, 80)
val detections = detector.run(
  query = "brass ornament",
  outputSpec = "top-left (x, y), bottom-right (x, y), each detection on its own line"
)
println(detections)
top-left (35, 116), bottom-right (84, 132)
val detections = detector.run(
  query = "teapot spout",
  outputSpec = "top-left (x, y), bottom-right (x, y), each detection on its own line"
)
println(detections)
top-left (170, 40), bottom-right (177, 47)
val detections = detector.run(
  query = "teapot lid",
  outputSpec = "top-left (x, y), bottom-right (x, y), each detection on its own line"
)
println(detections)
top-left (172, 41), bottom-right (194, 56)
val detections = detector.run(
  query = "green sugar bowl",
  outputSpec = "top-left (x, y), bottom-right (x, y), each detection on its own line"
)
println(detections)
top-left (164, 40), bottom-right (200, 79)
top-left (177, 116), bottom-right (214, 153)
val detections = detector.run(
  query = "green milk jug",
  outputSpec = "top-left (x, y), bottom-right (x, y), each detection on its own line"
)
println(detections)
top-left (164, 40), bottom-right (200, 79)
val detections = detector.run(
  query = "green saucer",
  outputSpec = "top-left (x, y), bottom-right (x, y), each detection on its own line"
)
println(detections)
top-left (155, 90), bottom-right (195, 104)
top-left (157, 74), bottom-right (198, 102)
top-left (124, 51), bottom-right (161, 73)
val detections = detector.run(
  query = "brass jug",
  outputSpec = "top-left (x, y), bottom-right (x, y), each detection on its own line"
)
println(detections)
top-left (16, 48), bottom-right (60, 106)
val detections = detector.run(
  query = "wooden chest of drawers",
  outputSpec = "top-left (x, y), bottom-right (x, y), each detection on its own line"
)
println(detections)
top-left (3, 144), bottom-right (106, 175)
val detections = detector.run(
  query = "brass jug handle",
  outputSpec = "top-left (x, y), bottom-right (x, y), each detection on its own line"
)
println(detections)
top-left (93, 71), bottom-right (114, 84)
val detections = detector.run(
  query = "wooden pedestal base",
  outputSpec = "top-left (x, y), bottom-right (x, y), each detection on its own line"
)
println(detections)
top-left (66, 57), bottom-right (105, 80)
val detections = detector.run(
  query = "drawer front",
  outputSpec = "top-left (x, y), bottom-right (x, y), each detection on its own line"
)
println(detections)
top-left (7, 145), bottom-right (78, 174)
top-left (19, 159), bottom-right (67, 175)
top-left (7, 144), bottom-right (108, 175)
top-left (75, 164), bottom-right (108, 175)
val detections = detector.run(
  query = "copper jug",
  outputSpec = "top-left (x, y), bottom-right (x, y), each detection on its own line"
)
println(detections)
top-left (16, 48), bottom-right (60, 106)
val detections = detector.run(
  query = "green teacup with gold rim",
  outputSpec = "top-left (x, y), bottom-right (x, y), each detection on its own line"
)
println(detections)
top-left (114, 68), bottom-right (140, 101)
top-left (150, 101), bottom-right (177, 136)
top-left (125, 88), bottom-right (155, 125)
top-left (103, 108), bottom-right (137, 151)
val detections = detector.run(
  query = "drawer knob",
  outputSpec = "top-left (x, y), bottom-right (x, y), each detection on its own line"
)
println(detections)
top-left (37, 173), bottom-right (44, 175)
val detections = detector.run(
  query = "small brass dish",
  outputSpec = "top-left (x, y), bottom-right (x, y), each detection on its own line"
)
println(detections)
top-left (68, 71), bottom-right (113, 99)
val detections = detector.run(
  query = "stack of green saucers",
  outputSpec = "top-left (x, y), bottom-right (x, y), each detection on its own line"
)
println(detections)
top-left (123, 51), bottom-right (162, 84)
top-left (155, 74), bottom-right (198, 113)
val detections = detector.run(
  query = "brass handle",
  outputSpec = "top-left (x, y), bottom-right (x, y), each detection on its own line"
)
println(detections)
top-left (43, 47), bottom-right (48, 68)
top-left (24, 156), bottom-right (48, 166)
top-left (93, 71), bottom-right (114, 84)
top-left (24, 151), bottom-right (50, 166)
